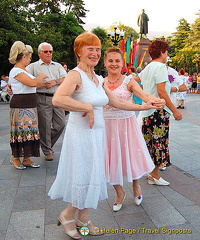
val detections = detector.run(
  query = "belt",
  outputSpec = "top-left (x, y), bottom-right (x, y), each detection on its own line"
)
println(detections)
top-left (37, 92), bottom-right (54, 97)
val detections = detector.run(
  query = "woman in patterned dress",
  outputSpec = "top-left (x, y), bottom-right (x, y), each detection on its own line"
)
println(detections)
top-left (139, 40), bottom-right (182, 186)
top-left (8, 41), bottom-right (47, 170)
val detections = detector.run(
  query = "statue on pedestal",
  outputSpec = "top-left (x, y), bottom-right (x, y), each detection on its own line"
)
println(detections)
top-left (137, 9), bottom-right (149, 38)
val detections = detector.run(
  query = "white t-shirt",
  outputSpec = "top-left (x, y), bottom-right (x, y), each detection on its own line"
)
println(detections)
top-left (9, 67), bottom-right (36, 94)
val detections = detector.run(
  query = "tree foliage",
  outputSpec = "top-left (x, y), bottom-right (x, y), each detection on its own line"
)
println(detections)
top-left (0, 1), bottom-right (200, 76)
top-left (0, 0), bottom-right (87, 75)
top-left (169, 13), bottom-right (200, 73)
top-left (91, 27), bottom-right (108, 76)
top-left (171, 18), bottom-right (191, 53)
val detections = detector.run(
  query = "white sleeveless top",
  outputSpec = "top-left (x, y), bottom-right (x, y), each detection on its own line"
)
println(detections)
top-left (9, 67), bottom-right (36, 94)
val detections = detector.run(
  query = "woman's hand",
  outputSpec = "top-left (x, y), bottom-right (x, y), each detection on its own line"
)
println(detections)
top-left (7, 84), bottom-right (13, 95)
top-left (38, 72), bottom-right (48, 80)
top-left (141, 99), bottom-right (158, 110)
top-left (82, 108), bottom-right (94, 128)
top-left (172, 109), bottom-right (182, 121)
top-left (152, 99), bottom-right (166, 110)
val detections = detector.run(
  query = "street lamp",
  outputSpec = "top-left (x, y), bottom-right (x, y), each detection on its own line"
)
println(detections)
top-left (107, 24), bottom-right (124, 46)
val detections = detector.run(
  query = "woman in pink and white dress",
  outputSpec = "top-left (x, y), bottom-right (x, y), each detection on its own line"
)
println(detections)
top-left (103, 47), bottom-right (165, 211)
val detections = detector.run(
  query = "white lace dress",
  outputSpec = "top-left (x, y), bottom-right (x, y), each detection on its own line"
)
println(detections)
top-left (48, 67), bottom-right (109, 209)
top-left (176, 75), bottom-right (188, 101)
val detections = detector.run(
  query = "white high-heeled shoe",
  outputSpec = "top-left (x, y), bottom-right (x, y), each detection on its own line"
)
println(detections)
top-left (113, 193), bottom-right (126, 212)
top-left (133, 184), bottom-right (143, 206)
top-left (134, 195), bottom-right (143, 205)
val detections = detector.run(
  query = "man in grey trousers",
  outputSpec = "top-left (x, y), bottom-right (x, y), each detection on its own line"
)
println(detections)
top-left (26, 42), bottom-right (67, 161)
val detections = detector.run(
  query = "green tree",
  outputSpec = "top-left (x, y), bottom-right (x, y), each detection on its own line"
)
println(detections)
top-left (169, 18), bottom-right (191, 70)
top-left (0, 0), bottom-right (87, 75)
top-left (185, 14), bottom-right (200, 72)
top-left (171, 18), bottom-right (191, 52)
top-left (118, 24), bottom-right (139, 42)
top-left (29, 0), bottom-right (88, 24)
top-left (0, 0), bottom-right (34, 74)
top-left (65, 0), bottom-right (88, 24)
top-left (92, 27), bottom-right (108, 76)
top-left (171, 13), bottom-right (200, 73)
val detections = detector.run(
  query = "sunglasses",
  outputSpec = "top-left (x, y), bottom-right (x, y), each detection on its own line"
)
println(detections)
top-left (42, 50), bottom-right (53, 54)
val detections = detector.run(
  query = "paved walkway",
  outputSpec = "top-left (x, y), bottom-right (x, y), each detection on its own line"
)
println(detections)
top-left (1, 93), bottom-right (200, 240)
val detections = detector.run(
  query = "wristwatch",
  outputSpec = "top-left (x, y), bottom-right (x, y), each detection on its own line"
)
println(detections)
top-left (55, 79), bottom-right (59, 84)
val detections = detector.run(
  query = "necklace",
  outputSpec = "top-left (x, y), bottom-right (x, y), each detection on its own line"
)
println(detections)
top-left (85, 70), bottom-right (95, 81)
top-left (79, 67), bottom-right (96, 83)
top-left (107, 75), bottom-right (121, 85)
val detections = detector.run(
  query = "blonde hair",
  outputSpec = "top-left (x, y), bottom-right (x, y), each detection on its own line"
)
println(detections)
top-left (74, 32), bottom-right (101, 61)
top-left (9, 41), bottom-right (33, 64)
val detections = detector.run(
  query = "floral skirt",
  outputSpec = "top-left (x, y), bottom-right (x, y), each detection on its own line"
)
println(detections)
top-left (142, 109), bottom-right (171, 167)
top-left (10, 107), bottom-right (40, 158)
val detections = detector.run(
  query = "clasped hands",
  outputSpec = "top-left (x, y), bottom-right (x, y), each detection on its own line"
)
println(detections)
top-left (42, 79), bottom-right (57, 89)
top-left (152, 98), bottom-right (166, 109)
top-left (145, 98), bottom-right (165, 110)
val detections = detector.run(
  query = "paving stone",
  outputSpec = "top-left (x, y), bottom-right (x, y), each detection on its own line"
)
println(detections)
top-left (0, 165), bottom-right (22, 180)
top-left (176, 205), bottom-right (200, 224)
top-left (12, 186), bottom-right (45, 212)
top-left (0, 230), bottom-right (6, 240)
top-left (141, 195), bottom-right (187, 227)
top-left (5, 209), bottom-right (44, 240)
top-left (1, 94), bottom-right (200, 240)
top-left (19, 167), bottom-right (46, 187)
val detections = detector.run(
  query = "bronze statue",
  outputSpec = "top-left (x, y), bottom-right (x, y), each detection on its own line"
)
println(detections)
top-left (137, 9), bottom-right (149, 38)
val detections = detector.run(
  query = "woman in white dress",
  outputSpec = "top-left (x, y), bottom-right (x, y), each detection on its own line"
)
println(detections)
top-left (48, 32), bottom-right (165, 239)
top-left (176, 68), bottom-right (188, 109)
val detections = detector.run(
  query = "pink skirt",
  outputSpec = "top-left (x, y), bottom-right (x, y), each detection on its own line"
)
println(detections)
top-left (105, 115), bottom-right (155, 186)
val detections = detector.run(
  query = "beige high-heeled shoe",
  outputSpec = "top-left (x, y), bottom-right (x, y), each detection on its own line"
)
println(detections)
top-left (76, 219), bottom-right (104, 236)
top-left (57, 212), bottom-right (81, 239)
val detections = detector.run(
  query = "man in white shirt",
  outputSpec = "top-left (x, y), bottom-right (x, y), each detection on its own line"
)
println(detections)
top-left (26, 42), bottom-right (67, 161)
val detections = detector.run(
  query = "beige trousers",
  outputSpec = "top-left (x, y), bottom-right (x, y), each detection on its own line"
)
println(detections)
top-left (37, 94), bottom-right (66, 155)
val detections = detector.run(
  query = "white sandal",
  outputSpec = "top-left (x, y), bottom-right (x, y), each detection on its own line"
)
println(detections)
top-left (76, 219), bottom-right (103, 236)
top-left (57, 212), bottom-right (81, 239)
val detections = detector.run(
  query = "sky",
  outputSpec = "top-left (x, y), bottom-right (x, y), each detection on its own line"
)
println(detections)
top-left (82, 0), bottom-right (199, 38)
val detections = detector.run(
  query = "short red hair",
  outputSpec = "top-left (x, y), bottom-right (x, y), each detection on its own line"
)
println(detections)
top-left (148, 40), bottom-right (169, 60)
top-left (179, 68), bottom-right (185, 75)
top-left (74, 32), bottom-right (101, 61)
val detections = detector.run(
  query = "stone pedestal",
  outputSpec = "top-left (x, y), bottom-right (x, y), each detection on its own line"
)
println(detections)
top-left (136, 38), bottom-right (151, 67)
